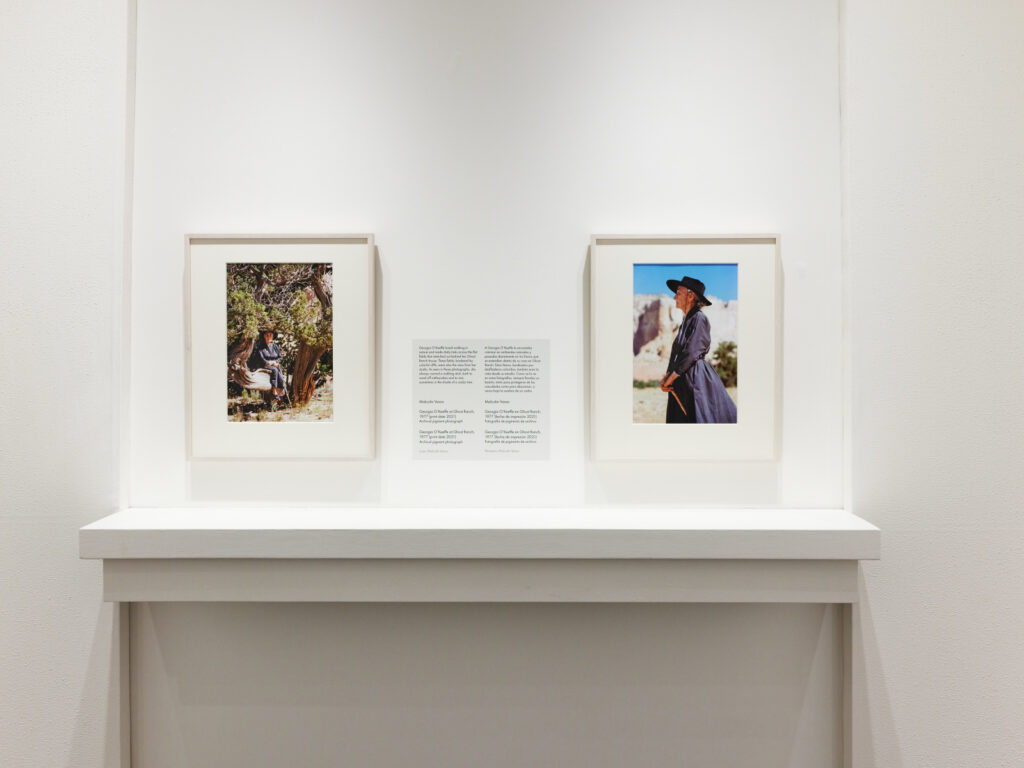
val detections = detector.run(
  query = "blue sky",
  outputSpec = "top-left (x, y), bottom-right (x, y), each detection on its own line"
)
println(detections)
top-left (633, 263), bottom-right (738, 301)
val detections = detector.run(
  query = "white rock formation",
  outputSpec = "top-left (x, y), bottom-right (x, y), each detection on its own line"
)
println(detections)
top-left (632, 294), bottom-right (738, 381)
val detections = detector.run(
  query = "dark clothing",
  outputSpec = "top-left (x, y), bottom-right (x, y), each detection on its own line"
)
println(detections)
top-left (249, 341), bottom-right (286, 389)
top-left (266, 365), bottom-right (286, 389)
top-left (666, 308), bottom-right (737, 424)
top-left (256, 342), bottom-right (282, 368)
top-left (666, 377), bottom-right (697, 423)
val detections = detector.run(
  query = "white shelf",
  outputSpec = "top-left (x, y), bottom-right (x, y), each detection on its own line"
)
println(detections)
top-left (80, 507), bottom-right (879, 561)
top-left (79, 508), bottom-right (877, 603)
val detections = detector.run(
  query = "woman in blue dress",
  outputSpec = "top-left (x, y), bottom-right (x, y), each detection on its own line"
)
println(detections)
top-left (660, 277), bottom-right (738, 424)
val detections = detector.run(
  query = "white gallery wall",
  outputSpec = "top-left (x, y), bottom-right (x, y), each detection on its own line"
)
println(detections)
top-left (126, 1), bottom-right (846, 764)
top-left (0, 1), bottom-right (128, 766)
top-left (0, 0), bottom-right (1022, 767)
top-left (129, 0), bottom-right (843, 509)
top-left (845, 0), bottom-right (1024, 764)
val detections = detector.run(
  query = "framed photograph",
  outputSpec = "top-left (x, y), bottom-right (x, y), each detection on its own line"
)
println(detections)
top-left (590, 235), bottom-right (780, 461)
top-left (186, 234), bottom-right (375, 459)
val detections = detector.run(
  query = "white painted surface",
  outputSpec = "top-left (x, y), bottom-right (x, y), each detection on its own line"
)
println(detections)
top-left (79, 507), bottom-right (879, 559)
top-left (590, 237), bottom-right (780, 461)
top-left (0, 2), bottom-right (128, 766)
top-left (187, 237), bottom-right (375, 458)
top-left (844, 1), bottom-right (1024, 766)
top-left (121, 2), bottom-right (846, 762)
top-left (123, 1), bottom-right (847, 765)
top-left (102, 559), bottom-right (862, 604)
top-left (129, 0), bottom-right (844, 508)
top-left (131, 603), bottom-right (844, 768)
top-left (5, 1), bottom-right (1024, 768)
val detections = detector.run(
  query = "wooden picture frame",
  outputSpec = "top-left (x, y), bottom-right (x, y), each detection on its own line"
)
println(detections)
top-left (186, 234), bottom-right (375, 459)
top-left (590, 235), bottom-right (780, 461)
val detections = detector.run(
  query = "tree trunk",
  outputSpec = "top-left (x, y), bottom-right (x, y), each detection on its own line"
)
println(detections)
top-left (290, 342), bottom-right (328, 405)
top-left (312, 264), bottom-right (332, 309)
top-left (227, 336), bottom-right (257, 388)
top-left (288, 264), bottom-right (333, 405)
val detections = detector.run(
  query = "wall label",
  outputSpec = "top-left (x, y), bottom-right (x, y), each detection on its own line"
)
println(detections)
top-left (413, 340), bottom-right (550, 459)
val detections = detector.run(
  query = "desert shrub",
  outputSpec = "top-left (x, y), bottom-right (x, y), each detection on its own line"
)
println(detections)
top-left (712, 341), bottom-right (738, 388)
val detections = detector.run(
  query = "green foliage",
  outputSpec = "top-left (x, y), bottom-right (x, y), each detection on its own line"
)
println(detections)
top-left (633, 379), bottom-right (661, 389)
top-left (288, 290), bottom-right (332, 348)
top-left (316, 358), bottom-right (332, 385)
top-left (225, 263), bottom-right (334, 378)
top-left (226, 289), bottom-right (267, 344)
top-left (712, 341), bottom-right (738, 388)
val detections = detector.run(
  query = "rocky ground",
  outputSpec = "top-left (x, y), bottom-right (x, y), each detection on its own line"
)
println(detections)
top-left (228, 379), bottom-right (334, 422)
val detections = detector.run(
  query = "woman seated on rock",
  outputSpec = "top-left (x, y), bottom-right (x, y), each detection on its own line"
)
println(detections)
top-left (250, 329), bottom-right (286, 402)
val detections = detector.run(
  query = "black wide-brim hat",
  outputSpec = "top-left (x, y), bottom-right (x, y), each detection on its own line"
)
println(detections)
top-left (258, 329), bottom-right (280, 340)
top-left (666, 276), bottom-right (712, 307)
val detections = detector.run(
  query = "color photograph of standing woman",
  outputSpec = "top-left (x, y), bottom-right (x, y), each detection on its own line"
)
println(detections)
top-left (632, 263), bottom-right (738, 423)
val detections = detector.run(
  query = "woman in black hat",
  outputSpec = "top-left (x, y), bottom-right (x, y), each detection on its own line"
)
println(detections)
top-left (250, 329), bottom-right (287, 401)
top-left (659, 276), bottom-right (738, 424)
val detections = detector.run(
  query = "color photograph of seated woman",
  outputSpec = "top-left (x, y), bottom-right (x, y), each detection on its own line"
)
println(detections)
top-left (225, 263), bottom-right (334, 422)
top-left (632, 263), bottom-right (738, 424)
